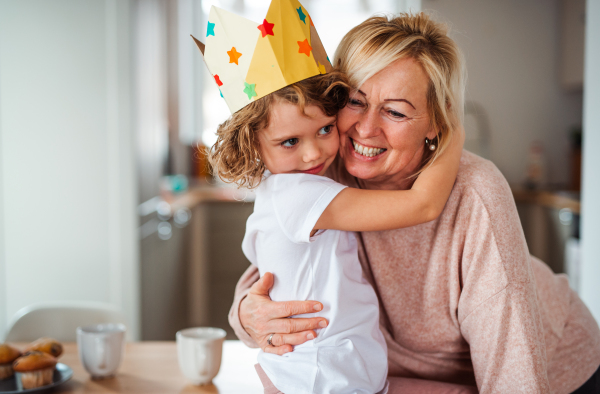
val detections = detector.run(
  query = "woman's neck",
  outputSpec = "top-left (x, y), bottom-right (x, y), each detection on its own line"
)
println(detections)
top-left (356, 174), bottom-right (416, 191)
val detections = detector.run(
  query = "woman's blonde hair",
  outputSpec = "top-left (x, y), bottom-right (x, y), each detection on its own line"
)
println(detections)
top-left (208, 72), bottom-right (349, 189)
top-left (334, 12), bottom-right (465, 169)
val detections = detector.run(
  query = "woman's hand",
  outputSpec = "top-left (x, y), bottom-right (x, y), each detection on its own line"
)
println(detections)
top-left (240, 272), bottom-right (328, 355)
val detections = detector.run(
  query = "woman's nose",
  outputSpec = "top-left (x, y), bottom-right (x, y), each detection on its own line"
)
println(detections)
top-left (355, 108), bottom-right (380, 138)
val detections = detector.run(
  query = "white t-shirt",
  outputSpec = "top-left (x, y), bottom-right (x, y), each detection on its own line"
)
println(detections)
top-left (242, 173), bottom-right (388, 394)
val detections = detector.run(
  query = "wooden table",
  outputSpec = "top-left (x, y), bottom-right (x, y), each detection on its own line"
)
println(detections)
top-left (23, 341), bottom-right (262, 393)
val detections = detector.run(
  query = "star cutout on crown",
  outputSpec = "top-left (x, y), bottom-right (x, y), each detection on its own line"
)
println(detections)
top-left (207, 21), bottom-right (215, 37)
top-left (318, 62), bottom-right (326, 74)
top-left (297, 39), bottom-right (312, 57)
top-left (258, 19), bottom-right (275, 37)
top-left (296, 7), bottom-right (306, 24)
top-left (243, 82), bottom-right (257, 100)
top-left (227, 47), bottom-right (242, 65)
top-left (214, 74), bottom-right (223, 86)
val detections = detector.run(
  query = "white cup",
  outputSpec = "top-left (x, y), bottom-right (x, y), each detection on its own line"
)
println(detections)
top-left (77, 323), bottom-right (126, 379)
top-left (176, 327), bottom-right (226, 385)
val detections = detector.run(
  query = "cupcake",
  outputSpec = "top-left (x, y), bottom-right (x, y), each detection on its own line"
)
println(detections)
top-left (13, 351), bottom-right (57, 389)
top-left (25, 338), bottom-right (63, 358)
top-left (0, 343), bottom-right (22, 379)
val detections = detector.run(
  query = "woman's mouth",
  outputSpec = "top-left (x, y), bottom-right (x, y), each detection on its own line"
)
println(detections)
top-left (300, 162), bottom-right (325, 175)
top-left (351, 139), bottom-right (386, 158)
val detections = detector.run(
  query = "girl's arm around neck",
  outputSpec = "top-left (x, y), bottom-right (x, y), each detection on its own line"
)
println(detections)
top-left (315, 127), bottom-right (465, 232)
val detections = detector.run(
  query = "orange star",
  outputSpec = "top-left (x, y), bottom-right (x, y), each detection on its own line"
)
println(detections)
top-left (227, 47), bottom-right (242, 65)
top-left (297, 39), bottom-right (312, 57)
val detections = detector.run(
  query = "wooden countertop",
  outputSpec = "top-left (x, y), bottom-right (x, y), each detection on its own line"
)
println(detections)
top-left (12, 341), bottom-right (262, 393)
top-left (165, 182), bottom-right (582, 215)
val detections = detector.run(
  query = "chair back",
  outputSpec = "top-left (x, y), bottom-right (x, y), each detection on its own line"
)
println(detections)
top-left (4, 301), bottom-right (127, 342)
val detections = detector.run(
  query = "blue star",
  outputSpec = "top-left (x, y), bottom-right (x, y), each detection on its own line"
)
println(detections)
top-left (296, 7), bottom-right (306, 24)
top-left (207, 21), bottom-right (215, 37)
top-left (219, 90), bottom-right (223, 98)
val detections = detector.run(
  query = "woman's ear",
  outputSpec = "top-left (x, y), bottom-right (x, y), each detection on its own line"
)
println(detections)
top-left (425, 128), bottom-right (438, 141)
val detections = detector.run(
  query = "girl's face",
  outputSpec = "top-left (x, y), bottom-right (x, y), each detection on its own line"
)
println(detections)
top-left (258, 101), bottom-right (339, 176)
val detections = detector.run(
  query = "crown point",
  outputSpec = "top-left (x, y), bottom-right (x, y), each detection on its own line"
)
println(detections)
top-left (206, 21), bottom-right (215, 37)
top-left (227, 47), bottom-right (242, 65)
top-left (298, 39), bottom-right (312, 57)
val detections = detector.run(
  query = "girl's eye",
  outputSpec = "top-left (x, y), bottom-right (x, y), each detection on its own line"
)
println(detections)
top-left (388, 110), bottom-right (406, 119)
top-left (281, 138), bottom-right (299, 148)
top-left (348, 98), bottom-right (364, 107)
top-left (318, 125), bottom-right (333, 135)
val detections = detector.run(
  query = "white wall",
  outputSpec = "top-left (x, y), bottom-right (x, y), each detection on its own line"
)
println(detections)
top-left (580, 0), bottom-right (600, 322)
top-left (0, 0), bottom-right (139, 339)
top-left (422, 0), bottom-right (583, 186)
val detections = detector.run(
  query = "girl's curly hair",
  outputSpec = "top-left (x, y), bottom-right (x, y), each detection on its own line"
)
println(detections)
top-left (208, 71), bottom-right (350, 189)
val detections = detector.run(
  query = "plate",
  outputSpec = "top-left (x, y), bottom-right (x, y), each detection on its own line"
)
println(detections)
top-left (0, 363), bottom-right (73, 393)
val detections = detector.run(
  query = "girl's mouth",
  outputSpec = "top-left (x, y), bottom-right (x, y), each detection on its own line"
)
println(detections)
top-left (300, 162), bottom-right (325, 175)
top-left (351, 138), bottom-right (386, 158)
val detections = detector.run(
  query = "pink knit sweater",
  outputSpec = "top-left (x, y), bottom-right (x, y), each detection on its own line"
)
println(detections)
top-left (229, 151), bottom-right (600, 393)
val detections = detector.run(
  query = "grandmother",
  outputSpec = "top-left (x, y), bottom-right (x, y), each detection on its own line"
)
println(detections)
top-left (229, 13), bottom-right (600, 394)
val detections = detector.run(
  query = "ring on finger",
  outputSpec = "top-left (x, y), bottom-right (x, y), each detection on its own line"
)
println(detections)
top-left (267, 333), bottom-right (274, 346)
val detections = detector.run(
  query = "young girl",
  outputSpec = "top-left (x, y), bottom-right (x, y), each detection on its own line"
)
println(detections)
top-left (208, 70), bottom-right (463, 394)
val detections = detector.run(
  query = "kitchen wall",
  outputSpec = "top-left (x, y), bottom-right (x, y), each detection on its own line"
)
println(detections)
top-left (581, 0), bottom-right (600, 322)
top-left (0, 0), bottom-right (139, 339)
top-left (422, 0), bottom-right (583, 186)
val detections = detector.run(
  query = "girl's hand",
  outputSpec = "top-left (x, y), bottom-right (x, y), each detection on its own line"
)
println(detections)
top-left (239, 272), bottom-right (328, 355)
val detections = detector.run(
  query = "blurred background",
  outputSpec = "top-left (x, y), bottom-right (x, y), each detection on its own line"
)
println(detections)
top-left (0, 0), bottom-right (599, 341)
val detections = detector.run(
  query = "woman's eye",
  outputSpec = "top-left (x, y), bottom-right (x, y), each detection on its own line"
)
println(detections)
top-left (348, 98), bottom-right (364, 107)
top-left (318, 125), bottom-right (333, 135)
top-left (388, 110), bottom-right (406, 119)
top-left (281, 138), bottom-right (299, 148)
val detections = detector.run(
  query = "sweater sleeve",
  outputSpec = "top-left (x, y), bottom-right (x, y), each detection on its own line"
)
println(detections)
top-left (228, 264), bottom-right (261, 348)
top-left (457, 182), bottom-right (550, 393)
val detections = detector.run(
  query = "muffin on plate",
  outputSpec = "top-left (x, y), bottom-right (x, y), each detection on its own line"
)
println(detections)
top-left (25, 338), bottom-right (63, 358)
top-left (0, 343), bottom-right (22, 379)
top-left (13, 351), bottom-right (57, 389)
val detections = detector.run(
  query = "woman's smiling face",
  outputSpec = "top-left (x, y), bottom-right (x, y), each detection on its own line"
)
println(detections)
top-left (337, 57), bottom-right (437, 190)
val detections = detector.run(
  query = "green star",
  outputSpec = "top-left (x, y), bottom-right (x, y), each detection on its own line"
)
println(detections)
top-left (243, 82), bottom-right (257, 100)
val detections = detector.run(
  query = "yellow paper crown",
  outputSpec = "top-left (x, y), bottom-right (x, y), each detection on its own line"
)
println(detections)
top-left (191, 0), bottom-right (332, 114)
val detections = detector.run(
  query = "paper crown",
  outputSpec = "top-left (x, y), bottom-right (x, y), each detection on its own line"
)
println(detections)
top-left (191, 0), bottom-right (332, 114)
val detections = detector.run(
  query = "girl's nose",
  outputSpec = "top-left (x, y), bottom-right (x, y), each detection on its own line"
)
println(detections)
top-left (303, 141), bottom-right (321, 163)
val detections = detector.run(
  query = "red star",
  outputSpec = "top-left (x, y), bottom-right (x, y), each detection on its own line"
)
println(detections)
top-left (258, 19), bottom-right (275, 37)
top-left (297, 39), bottom-right (312, 57)
top-left (214, 74), bottom-right (223, 86)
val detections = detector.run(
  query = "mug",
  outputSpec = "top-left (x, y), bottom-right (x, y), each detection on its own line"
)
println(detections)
top-left (77, 323), bottom-right (126, 379)
top-left (176, 327), bottom-right (226, 385)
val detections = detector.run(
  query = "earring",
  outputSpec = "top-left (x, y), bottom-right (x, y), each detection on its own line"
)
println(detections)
top-left (425, 137), bottom-right (437, 151)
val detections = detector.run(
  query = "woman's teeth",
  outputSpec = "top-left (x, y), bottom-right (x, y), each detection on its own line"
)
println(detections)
top-left (352, 140), bottom-right (385, 157)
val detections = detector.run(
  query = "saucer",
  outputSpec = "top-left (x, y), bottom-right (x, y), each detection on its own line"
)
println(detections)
top-left (0, 363), bottom-right (72, 393)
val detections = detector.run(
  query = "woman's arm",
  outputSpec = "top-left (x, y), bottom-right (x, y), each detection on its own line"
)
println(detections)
top-left (315, 127), bottom-right (465, 232)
